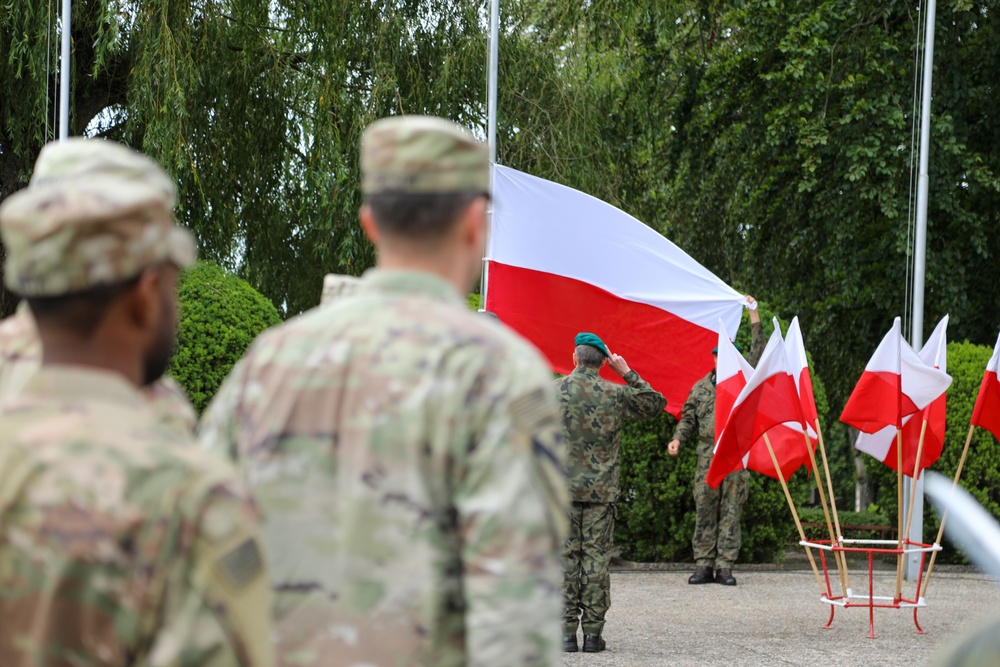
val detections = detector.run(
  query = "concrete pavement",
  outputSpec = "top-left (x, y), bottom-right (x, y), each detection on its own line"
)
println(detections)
top-left (561, 567), bottom-right (1000, 666)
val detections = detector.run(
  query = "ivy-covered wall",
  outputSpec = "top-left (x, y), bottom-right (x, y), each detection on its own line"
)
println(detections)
top-left (170, 261), bottom-right (283, 413)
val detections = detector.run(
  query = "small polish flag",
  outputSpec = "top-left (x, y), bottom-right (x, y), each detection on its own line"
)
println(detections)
top-left (855, 316), bottom-right (949, 475)
top-left (707, 330), bottom-right (806, 488)
top-left (840, 317), bottom-right (951, 434)
top-left (971, 331), bottom-right (1000, 443)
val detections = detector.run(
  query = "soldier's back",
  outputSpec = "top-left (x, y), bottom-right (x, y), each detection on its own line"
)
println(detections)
top-left (0, 367), bottom-right (271, 666)
top-left (201, 269), bottom-right (567, 666)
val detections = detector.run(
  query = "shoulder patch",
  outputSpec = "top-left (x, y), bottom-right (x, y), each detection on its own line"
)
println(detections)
top-left (510, 387), bottom-right (558, 434)
top-left (215, 537), bottom-right (264, 591)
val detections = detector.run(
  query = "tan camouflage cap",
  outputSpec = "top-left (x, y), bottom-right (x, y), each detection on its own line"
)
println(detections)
top-left (0, 138), bottom-right (196, 297)
top-left (361, 115), bottom-right (489, 196)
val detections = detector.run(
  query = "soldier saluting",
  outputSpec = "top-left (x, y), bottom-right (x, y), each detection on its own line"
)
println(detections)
top-left (555, 333), bottom-right (665, 653)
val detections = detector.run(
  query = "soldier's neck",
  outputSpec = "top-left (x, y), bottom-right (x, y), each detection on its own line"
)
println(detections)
top-left (38, 330), bottom-right (143, 388)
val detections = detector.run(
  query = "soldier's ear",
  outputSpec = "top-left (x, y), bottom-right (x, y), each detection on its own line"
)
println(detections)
top-left (359, 205), bottom-right (380, 244)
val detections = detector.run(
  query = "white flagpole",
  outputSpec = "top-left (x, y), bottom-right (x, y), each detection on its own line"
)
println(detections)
top-left (904, 0), bottom-right (936, 581)
top-left (59, 0), bottom-right (71, 141)
top-left (480, 0), bottom-right (500, 310)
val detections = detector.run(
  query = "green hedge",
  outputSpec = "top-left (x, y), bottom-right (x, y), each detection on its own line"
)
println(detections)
top-left (169, 261), bottom-right (282, 413)
top-left (615, 301), bottom-right (835, 563)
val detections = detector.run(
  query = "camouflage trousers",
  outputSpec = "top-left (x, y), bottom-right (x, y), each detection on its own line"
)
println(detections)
top-left (693, 450), bottom-right (749, 568)
top-left (562, 501), bottom-right (615, 636)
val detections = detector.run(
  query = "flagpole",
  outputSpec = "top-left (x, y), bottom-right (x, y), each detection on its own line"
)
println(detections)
top-left (479, 0), bottom-right (500, 311)
top-left (815, 421), bottom-right (851, 593)
top-left (903, 418), bottom-right (930, 542)
top-left (807, 427), bottom-right (849, 597)
top-left (904, 0), bottom-right (937, 583)
top-left (764, 434), bottom-right (827, 596)
top-left (895, 428), bottom-right (905, 600)
top-left (58, 0), bottom-right (71, 140)
top-left (921, 423), bottom-right (977, 598)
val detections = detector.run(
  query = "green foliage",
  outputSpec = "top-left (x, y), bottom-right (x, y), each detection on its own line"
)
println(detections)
top-left (169, 261), bottom-right (281, 413)
top-left (863, 341), bottom-right (995, 563)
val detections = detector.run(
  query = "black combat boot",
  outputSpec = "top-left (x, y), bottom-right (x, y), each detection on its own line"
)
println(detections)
top-left (688, 565), bottom-right (714, 584)
top-left (583, 634), bottom-right (606, 653)
top-left (563, 634), bottom-right (579, 652)
top-left (715, 567), bottom-right (737, 586)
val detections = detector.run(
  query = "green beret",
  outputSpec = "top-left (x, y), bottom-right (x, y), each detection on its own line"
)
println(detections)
top-left (575, 332), bottom-right (610, 357)
top-left (711, 343), bottom-right (742, 355)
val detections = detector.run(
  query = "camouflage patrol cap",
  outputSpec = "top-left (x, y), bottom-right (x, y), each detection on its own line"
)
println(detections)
top-left (361, 115), bottom-right (490, 196)
top-left (320, 273), bottom-right (361, 305)
top-left (0, 138), bottom-right (196, 297)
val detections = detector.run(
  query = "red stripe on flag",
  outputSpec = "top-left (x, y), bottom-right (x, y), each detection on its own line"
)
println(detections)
top-left (972, 371), bottom-right (1000, 443)
top-left (486, 261), bottom-right (714, 417)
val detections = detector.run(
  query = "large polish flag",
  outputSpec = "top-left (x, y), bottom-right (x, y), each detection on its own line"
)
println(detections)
top-left (971, 331), bottom-right (1000, 443)
top-left (854, 316), bottom-right (949, 475)
top-left (485, 165), bottom-right (747, 417)
top-left (707, 330), bottom-right (806, 488)
top-left (840, 317), bottom-right (952, 433)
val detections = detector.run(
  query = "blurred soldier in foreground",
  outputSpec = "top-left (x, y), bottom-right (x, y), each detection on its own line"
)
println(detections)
top-left (668, 295), bottom-right (763, 586)
top-left (554, 333), bottom-right (666, 653)
top-left (0, 302), bottom-right (197, 433)
top-left (199, 115), bottom-right (568, 666)
top-left (0, 139), bottom-right (274, 666)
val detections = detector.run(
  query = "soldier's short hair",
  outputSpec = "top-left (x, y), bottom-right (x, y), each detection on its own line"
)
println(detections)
top-left (575, 344), bottom-right (605, 369)
top-left (26, 273), bottom-right (143, 338)
top-left (366, 191), bottom-right (481, 241)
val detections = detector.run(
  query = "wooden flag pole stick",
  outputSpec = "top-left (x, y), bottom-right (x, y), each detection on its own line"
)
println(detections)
top-left (903, 418), bottom-right (930, 544)
top-left (815, 420), bottom-right (851, 592)
top-left (764, 433), bottom-right (826, 596)
top-left (921, 423), bottom-right (977, 598)
top-left (802, 429), bottom-right (848, 597)
top-left (895, 428), bottom-right (905, 601)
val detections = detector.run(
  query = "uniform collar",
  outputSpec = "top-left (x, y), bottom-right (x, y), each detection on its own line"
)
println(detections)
top-left (361, 269), bottom-right (462, 303)
top-left (572, 366), bottom-right (603, 378)
top-left (23, 365), bottom-right (146, 408)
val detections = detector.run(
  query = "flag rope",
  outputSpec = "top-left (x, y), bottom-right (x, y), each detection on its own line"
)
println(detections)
top-left (920, 423), bottom-right (977, 598)
top-left (763, 433), bottom-right (826, 596)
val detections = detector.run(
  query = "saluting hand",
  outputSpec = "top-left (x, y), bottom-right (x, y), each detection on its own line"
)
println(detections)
top-left (608, 353), bottom-right (631, 377)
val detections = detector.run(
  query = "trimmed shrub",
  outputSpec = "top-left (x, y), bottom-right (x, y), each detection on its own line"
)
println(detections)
top-left (615, 301), bottom-right (834, 563)
top-left (863, 340), bottom-right (996, 563)
top-left (169, 261), bottom-right (282, 413)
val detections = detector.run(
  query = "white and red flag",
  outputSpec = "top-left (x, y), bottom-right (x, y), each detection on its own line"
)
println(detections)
top-left (854, 316), bottom-right (949, 475)
top-left (971, 331), bottom-right (1000, 443)
top-left (707, 330), bottom-right (806, 488)
top-left (485, 165), bottom-right (748, 417)
top-left (713, 322), bottom-right (754, 442)
top-left (743, 318), bottom-right (817, 482)
top-left (840, 317), bottom-right (951, 434)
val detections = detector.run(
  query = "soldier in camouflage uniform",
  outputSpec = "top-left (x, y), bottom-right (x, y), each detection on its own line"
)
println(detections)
top-left (554, 332), bottom-right (666, 653)
top-left (0, 139), bottom-right (274, 666)
top-left (199, 115), bottom-right (569, 667)
top-left (668, 296), bottom-right (763, 586)
top-left (0, 302), bottom-right (197, 433)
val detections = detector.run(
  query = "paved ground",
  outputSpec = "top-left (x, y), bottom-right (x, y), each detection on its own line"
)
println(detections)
top-left (561, 565), bottom-right (1000, 666)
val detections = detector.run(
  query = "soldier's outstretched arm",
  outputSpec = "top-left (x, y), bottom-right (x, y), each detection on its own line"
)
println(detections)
top-left (450, 349), bottom-right (568, 667)
top-left (670, 385), bottom-right (701, 447)
top-left (607, 355), bottom-right (666, 420)
top-left (150, 478), bottom-right (276, 667)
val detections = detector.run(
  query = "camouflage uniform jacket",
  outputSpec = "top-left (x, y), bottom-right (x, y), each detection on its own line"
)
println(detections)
top-left (555, 366), bottom-right (666, 503)
top-left (672, 322), bottom-right (765, 457)
top-left (0, 305), bottom-right (197, 433)
top-left (199, 269), bottom-right (569, 667)
top-left (0, 366), bottom-right (274, 667)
